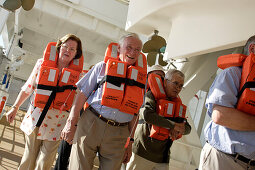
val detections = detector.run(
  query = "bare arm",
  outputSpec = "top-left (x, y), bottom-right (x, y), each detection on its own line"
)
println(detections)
top-left (128, 115), bottom-right (139, 138)
top-left (61, 90), bottom-right (87, 144)
top-left (212, 104), bottom-right (255, 131)
top-left (6, 90), bottom-right (30, 123)
top-left (122, 114), bottom-right (139, 164)
top-left (68, 90), bottom-right (87, 123)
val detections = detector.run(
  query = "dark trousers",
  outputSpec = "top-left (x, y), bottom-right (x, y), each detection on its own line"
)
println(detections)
top-left (54, 140), bottom-right (72, 170)
top-left (54, 109), bottom-right (84, 170)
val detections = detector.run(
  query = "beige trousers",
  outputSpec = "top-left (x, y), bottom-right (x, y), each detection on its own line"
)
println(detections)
top-left (18, 127), bottom-right (60, 170)
top-left (126, 153), bottom-right (169, 170)
top-left (199, 142), bottom-right (255, 170)
top-left (69, 109), bottom-right (130, 170)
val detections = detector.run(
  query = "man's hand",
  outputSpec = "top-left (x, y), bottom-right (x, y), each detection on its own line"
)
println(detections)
top-left (173, 122), bottom-right (185, 135)
top-left (122, 143), bottom-right (132, 164)
top-left (61, 119), bottom-right (77, 144)
top-left (6, 108), bottom-right (18, 123)
top-left (169, 129), bottom-right (181, 140)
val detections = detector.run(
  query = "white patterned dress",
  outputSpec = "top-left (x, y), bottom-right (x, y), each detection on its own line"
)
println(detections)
top-left (20, 59), bottom-right (71, 141)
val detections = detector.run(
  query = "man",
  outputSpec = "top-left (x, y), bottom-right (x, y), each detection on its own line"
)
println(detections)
top-left (61, 33), bottom-right (145, 170)
top-left (199, 35), bottom-right (255, 170)
top-left (147, 64), bottom-right (165, 78)
top-left (126, 69), bottom-right (191, 170)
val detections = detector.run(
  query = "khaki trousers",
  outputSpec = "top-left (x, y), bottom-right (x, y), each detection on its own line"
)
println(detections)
top-left (199, 143), bottom-right (255, 170)
top-left (18, 127), bottom-right (60, 170)
top-left (69, 109), bottom-right (129, 170)
top-left (126, 153), bottom-right (169, 170)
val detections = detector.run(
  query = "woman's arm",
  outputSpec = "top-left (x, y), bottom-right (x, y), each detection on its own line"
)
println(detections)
top-left (6, 91), bottom-right (30, 123)
top-left (61, 90), bottom-right (87, 144)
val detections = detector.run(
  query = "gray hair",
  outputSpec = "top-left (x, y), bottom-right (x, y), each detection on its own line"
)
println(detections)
top-left (165, 69), bottom-right (185, 80)
top-left (243, 35), bottom-right (255, 55)
top-left (118, 33), bottom-right (142, 47)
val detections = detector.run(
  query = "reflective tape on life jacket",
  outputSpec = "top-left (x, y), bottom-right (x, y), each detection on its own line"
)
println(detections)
top-left (34, 42), bottom-right (83, 127)
top-left (42, 42), bottom-right (58, 67)
top-left (54, 68), bottom-right (80, 110)
top-left (148, 73), bottom-right (166, 100)
top-left (101, 59), bottom-right (127, 108)
top-left (157, 99), bottom-right (175, 117)
top-left (217, 53), bottom-right (255, 115)
top-left (148, 73), bottom-right (186, 141)
top-left (104, 42), bottom-right (119, 62)
top-left (101, 42), bottom-right (147, 115)
top-left (175, 102), bottom-right (187, 119)
top-left (34, 67), bottom-right (59, 109)
top-left (119, 66), bottom-right (147, 114)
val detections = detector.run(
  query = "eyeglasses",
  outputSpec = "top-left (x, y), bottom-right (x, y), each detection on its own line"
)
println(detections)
top-left (61, 44), bottom-right (77, 53)
top-left (126, 45), bottom-right (141, 55)
top-left (166, 79), bottom-right (184, 90)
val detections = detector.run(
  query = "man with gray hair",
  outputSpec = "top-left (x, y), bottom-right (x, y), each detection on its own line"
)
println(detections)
top-left (61, 33), bottom-right (146, 169)
top-left (199, 35), bottom-right (255, 170)
top-left (126, 69), bottom-right (191, 170)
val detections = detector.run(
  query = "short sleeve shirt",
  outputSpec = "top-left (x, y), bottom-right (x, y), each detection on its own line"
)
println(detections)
top-left (76, 61), bottom-right (134, 123)
top-left (204, 67), bottom-right (255, 159)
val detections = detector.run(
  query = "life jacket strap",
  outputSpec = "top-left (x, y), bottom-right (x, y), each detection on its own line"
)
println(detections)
top-left (98, 75), bottom-right (145, 89)
top-left (237, 81), bottom-right (255, 98)
top-left (35, 84), bottom-right (77, 127)
top-left (125, 79), bottom-right (145, 89)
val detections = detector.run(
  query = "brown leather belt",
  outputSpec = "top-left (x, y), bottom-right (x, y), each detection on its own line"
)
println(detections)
top-left (88, 106), bottom-right (129, 126)
top-left (206, 141), bottom-right (255, 166)
top-left (230, 153), bottom-right (255, 166)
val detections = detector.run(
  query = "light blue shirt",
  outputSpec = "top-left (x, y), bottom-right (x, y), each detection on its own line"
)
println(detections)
top-left (204, 66), bottom-right (255, 159)
top-left (76, 61), bottom-right (134, 123)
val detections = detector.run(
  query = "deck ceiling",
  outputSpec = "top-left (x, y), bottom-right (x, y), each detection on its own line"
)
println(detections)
top-left (2, 0), bottom-right (129, 80)
top-left (126, 0), bottom-right (255, 59)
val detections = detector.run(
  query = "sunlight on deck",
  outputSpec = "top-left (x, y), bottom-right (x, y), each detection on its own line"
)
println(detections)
top-left (0, 107), bottom-right (99, 170)
top-left (0, 107), bottom-right (25, 170)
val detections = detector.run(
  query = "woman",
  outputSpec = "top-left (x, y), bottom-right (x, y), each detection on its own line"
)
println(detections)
top-left (5, 34), bottom-right (83, 170)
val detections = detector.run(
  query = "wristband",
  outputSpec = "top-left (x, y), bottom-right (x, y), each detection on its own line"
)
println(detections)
top-left (11, 105), bottom-right (19, 109)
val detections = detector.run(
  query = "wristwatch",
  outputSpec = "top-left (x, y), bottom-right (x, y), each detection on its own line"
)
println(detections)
top-left (11, 105), bottom-right (19, 109)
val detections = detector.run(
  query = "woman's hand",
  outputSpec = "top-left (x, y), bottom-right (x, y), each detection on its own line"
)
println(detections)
top-left (6, 107), bottom-right (18, 123)
top-left (61, 119), bottom-right (77, 144)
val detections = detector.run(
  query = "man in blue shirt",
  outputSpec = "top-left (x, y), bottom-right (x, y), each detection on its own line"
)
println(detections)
top-left (61, 33), bottom-right (143, 170)
top-left (199, 35), bottom-right (255, 170)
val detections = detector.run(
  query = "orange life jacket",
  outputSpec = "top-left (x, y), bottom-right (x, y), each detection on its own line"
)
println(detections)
top-left (82, 70), bottom-right (88, 74)
top-left (217, 53), bottom-right (255, 115)
top-left (34, 42), bottom-right (83, 126)
top-left (0, 96), bottom-right (7, 114)
top-left (100, 42), bottom-right (147, 115)
top-left (148, 73), bottom-right (187, 141)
